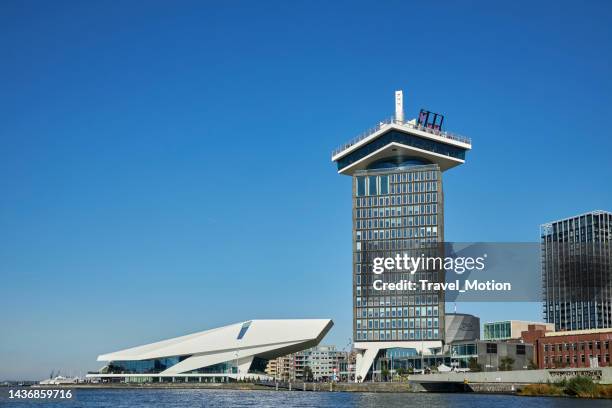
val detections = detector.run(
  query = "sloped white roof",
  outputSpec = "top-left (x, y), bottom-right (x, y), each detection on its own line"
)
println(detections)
top-left (97, 319), bottom-right (333, 375)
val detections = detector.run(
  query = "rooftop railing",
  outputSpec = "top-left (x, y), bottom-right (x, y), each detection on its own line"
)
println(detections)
top-left (331, 116), bottom-right (471, 158)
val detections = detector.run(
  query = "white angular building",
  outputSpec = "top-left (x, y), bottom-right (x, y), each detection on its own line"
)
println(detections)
top-left (87, 319), bottom-right (333, 383)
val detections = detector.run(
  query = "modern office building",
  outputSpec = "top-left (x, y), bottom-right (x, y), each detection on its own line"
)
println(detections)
top-left (541, 210), bottom-right (612, 331)
top-left (87, 319), bottom-right (332, 383)
top-left (331, 90), bottom-right (472, 381)
top-left (484, 320), bottom-right (554, 341)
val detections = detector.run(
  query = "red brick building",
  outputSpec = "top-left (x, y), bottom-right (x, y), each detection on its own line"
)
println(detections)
top-left (522, 325), bottom-right (612, 369)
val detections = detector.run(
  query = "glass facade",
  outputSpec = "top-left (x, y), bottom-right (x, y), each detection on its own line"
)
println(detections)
top-left (541, 211), bottom-right (612, 330)
top-left (353, 163), bottom-right (445, 343)
top-left (483, 321), bottom-right (512, 340)
top-left (336, 130), bottom-right (466, 172)
top-left (107, 356), bottom-right (190, 374)
top-left (184, 362), bottom-right (237, 374)
top-left (107, 356), bottom-right (265, 376)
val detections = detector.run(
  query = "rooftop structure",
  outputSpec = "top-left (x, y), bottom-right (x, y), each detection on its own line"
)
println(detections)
top-left (446, 313), bottom-right (481, 343)
top-left (484, 320), bottom-right (555, 341)
top-left (331, 96), bottom-right (472, 175)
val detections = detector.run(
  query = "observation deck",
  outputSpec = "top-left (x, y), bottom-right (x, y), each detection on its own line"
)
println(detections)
top-left (331, 94), bottom-right (472, 176)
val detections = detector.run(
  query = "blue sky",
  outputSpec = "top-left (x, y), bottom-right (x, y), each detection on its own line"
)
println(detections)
top-left (1, 1), bottom-right (611, 380)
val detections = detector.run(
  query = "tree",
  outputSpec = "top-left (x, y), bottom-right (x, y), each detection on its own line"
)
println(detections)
top-left (303, 366), bottom-right (313, 382)
top-left (396, 367), bottom-right (407, 377)
top-left (380, 368), bottom-right (390, 382)
top-left (527, 359), bottom-right (538, 370)
top-left (468, 357), bottom-right (482, 372)
top-left (499, 357), bottom-right (515, 371)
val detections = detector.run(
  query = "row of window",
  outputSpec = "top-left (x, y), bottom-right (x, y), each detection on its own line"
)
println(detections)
top-left (356, 179), bottom-right (439, 197)
top-left (356, 226), bottom-right (439, 244)
top-left (357, 318), bottom-right (439, 330)
top-left (356, 249), bottom-right (441, 263)
top-left (357, 287), bottom-right (440, 298)
top-left (354, 305), bottom-right (440, 318)
top-left (544, 354), bottom-right (610, 366)
top-left (355, 237), bottom-right (441, 253)
top-left (357, 216), bottom-right (439, 230)
top-left (356, 193), bottom-right (439, 207)
top-left (355, 294), bottom-right (440, 307)
top-left (388, 170), bottom-right (438, 183)
top-left (357, 271), bottom-right (440, 284)
top-left (355, 329), bottom-right (440, 341)
top-left (355, 171), bottom-right (439, 197)
top-left (356, 204), bottom-right (438, 218)
top-left (543, 341), bottom-right (610, 352)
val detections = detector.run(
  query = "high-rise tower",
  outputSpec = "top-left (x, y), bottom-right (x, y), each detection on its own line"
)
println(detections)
top-left (541, 210), bottom-right (612, 331)
top-left (331, 90), bottom-right (471, 381)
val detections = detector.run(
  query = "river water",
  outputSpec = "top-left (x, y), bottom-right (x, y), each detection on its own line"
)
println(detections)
top-left (1, 389), bottom-right (609, 407)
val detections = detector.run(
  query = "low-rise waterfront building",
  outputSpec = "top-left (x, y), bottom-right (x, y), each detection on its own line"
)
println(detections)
top-left (522, 326), bottom-right (612, 369)
top-left (265, 345), bottom-right (349, 381)
top-left (450, 340), bottom-right (534, 371)
top-left (366, 313), bottom-right (537, 375)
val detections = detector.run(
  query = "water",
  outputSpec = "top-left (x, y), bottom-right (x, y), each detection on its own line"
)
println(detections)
top-left (1, 389), bottom-right (609, 408)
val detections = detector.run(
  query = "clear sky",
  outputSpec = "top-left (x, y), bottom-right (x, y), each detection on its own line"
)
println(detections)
top-left (1, 1), bottom-right (611, 380)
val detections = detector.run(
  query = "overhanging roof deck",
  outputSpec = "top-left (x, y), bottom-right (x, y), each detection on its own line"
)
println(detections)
top-left (331, 117), bottom-right (472, 175)
top-left (331, 117), bottom-right (472, 161)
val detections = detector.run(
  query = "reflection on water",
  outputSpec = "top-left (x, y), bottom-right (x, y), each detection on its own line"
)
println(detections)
top-left (2, 388), bottom-right (608, 407)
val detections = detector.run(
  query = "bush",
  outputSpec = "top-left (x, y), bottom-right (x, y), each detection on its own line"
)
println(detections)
top-left (565, 376), bottom-right (597, 397)
top-left (596, 384), bottom-right (612, 398)
top-left (518, 383), bottom-right (563, 396)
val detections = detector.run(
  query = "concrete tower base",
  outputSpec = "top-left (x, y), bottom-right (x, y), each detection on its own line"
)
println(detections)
top-left (354, 341), bottom-right (443, 382)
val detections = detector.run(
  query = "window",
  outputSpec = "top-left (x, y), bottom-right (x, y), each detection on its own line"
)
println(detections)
top-left (237, 321), bottom-right (251, 340)
top-left (516, 344), bottom-right (526, 355)
top-left (368, 176), bottom-right (377, 196)
top-left (380, 175), bottom-right (389, 195)
top-left (356, 177), bottom-right (366, 196)
top-left (486, 343), bottom-right (498, 354)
